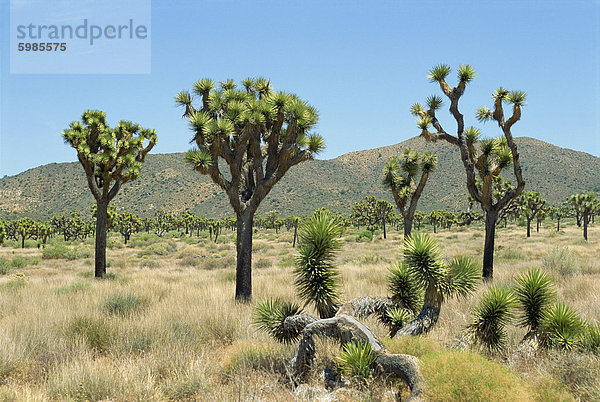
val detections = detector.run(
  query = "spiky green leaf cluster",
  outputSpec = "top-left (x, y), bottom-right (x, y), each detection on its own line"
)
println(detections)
top-left (428, 64), bottom-right (451, 82)
top-left (253, 298), bottom-right (303, 344)
top-left (467, 286), bottom-right (515, 353)
top-left (386, 306), bottom-right (413, 333)
top-left (514, 268), bottom-right (554, 332)
top-left (336, 341), bottom-right (377, 384)
top-left (387, 263), bottom-right (423, 314)
top-left (540, 303), bottom-right (585, 351)
top-left (294, 212), bottom-right (344, 318)
top-left (426, 95), bottom-right (443, 111)
top-left (457, 64), bottom-right (476, 83)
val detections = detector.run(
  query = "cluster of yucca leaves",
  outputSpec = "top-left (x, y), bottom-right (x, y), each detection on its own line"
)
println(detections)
top-left (467, 267), bottom-right (600, 354)
top-left (294, 211), bottom-right (344, 319)
top-left (335, 341), bottom-right (377, 385)
top-left (253, 298), bottom-right (304, 344)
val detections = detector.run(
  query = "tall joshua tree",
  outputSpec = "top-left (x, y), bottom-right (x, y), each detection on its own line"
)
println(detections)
top-left (383, 148), bottom-right (437, 237)
top-left (412, 64), bottom-right (525, 280)
top-left (63, 110), bottom-right (156, 278)
top-left (176, 78), bottom-right (324, 302)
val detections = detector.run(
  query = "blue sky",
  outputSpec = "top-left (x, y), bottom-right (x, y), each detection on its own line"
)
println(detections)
top-left (1, 0), bottom-right (598, 177)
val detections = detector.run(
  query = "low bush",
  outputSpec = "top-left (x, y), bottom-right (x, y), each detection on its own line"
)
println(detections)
top-left (101, 293), bottom-right (147, 317)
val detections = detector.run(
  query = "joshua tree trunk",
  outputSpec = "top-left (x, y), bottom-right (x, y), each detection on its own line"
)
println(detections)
top-left (235, 212), bottom-right (254, 302)
top-left (526, 217), bottom-right (532, 238)
top-left (583, 215), bottom-right (589, 241)
top-left (403, 217), bottom-right (413, 238)
top-left (556, 217), bottom-right (560, 232)
top-left (292, 220), bottom-right (298, 248)
top-left (396, 287), bottom-right (443, 336)
top-left (95, 199), bottom-right (108, 278)
top-left (483, 209), bottom-right (498, 281)
top-left (382, 218), bottom-right (387, 239)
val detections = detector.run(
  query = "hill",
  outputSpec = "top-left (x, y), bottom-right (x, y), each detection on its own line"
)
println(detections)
top-left (0, 136), bottom-right (598, 219)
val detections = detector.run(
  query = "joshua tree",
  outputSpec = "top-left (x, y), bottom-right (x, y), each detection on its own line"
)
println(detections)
top-left (176, 78), bottom-right (324, 302)
top-left (517, 191), bottom-right (546, 238)
top-left (351, 196), bottom-right (393, 239)
top-left (62, 110), bottom-right (156, 278)
top-left (115, 211), bottom-right (142, 244)
top-left (383, 148), bottom-right (437, 237)
top-left (567, 192), bottom-right (599, 240)
top-left (13, 217), bottom-right (36, 248)
top-left (412, 64), bottom-right (525, 280)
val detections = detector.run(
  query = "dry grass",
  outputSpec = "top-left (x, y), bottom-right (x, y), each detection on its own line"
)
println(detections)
top-left (0, 221), bottom-right (598, 400)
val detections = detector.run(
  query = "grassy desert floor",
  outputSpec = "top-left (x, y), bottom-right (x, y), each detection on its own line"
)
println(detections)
top-left (0, 221), bottom-right (599, 401)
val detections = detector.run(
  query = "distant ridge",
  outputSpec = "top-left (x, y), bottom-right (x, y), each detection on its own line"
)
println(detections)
top-left (1, 137), bottom-right (598, 219)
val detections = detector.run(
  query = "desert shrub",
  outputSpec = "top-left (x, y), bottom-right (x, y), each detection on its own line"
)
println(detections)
top-left (222, 341), bottom-right (291, 375)
top-left (542, 247), bottom-right (579, 276)
top-left (384, 337), bottom-right (535, 401)
top-left (137, 241), bottom-right (177, 257)
top-left (139, 259), bottom-right (160, 269)
top-left (500, 248), bottom-right (527, 260)
top-left (355, 230), bottom-right (373, 242)
top-left (162, 377), bottom-right (206, 401)
top-left (101, 294), bottom-right (147, 316)
top-left (356, 253), bottom-right (387, 265)
top-left (54, 281), bottom-right (91, 294)
top-left (254, 258), bottom-right (272, 269)
top-left (42, 243), bottom-right (69, 259)
top-left (0, 272), bottom-right (28, 291)
top-left (0, 256), bottom-right (39, 274)
top-left (67, 316), bottom-right (112, 352)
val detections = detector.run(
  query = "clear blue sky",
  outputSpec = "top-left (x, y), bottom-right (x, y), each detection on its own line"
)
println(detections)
top-left (1, 0), bottom-right (598, 177)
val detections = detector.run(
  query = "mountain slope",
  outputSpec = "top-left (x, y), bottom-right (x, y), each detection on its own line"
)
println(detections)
top-left (0, 137), bottom-right (598, 219)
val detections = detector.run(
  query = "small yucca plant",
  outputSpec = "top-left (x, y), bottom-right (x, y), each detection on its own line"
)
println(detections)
top-left (294, 211), bottom-right (344, 318)
top-left (540, 303), bottom-right (585, 351)
top-left (386, 307), bottom-right (413, 337)
top-left (582, 323), bottom-right (600, 354)
top-left (336, 341), bottom-right (377, 385)
top-left (513, 268), bottom-right (555, 334)
top-left (466, 286), bottom-right (515, 353)
top-left (387, 263), bottom-right (423, 314)
top-left (253, 298), bottom-right (303, 344)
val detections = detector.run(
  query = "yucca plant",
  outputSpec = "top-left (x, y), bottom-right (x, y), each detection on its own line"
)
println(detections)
top-left (513, 268), bottom-right (554, 336)
top-left (466, 286), bottom-right (515, 353)
top-left (395, 233), bottom-right (480, 336)
top-left (386, 307), bottom-right (413, 337)
top-left (539, 303), bottom-right (585, 351)
top-left (582, 323), bottom-right (600, 354)
top-left (387, 263), bottom-right (423, 314)
top-left (294, 211), bottom-right (344, 318)
top-left (336, 341), bottom-right (377, 385)
top-left (254, 298), bottom-right (303, 344)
